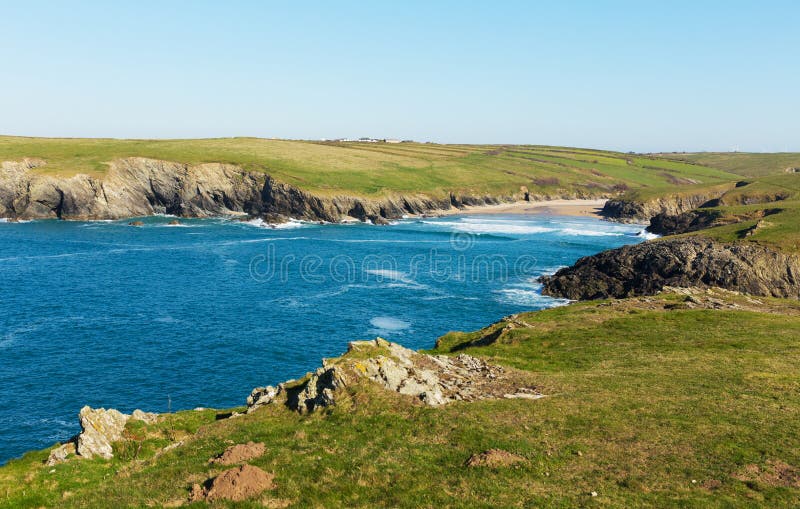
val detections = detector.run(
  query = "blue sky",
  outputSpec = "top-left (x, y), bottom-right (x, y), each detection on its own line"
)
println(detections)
top-left (1, 1), bottom-right (798, 151)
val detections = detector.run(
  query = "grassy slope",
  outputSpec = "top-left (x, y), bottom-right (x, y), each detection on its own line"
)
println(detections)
top-left (636, 172), bottom-right (800, 252)
top-left (2, 292), bottom-right (800, 508)
top-left (0, 136), bottom-right (738, 198)
top-left (590, 151), bottom-right (800, 252)
top-left (655, 152), bottom-right (800, 177)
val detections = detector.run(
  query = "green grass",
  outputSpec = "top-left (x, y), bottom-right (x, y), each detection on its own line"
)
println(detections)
top-left (654, 152), bottom-right (800, 177)
top-left (0, 136), bottom-right (739, 198)
top-left (632, 173), bottom-right (800, 251)
top-left (2, 293), bottom-right (800, 507)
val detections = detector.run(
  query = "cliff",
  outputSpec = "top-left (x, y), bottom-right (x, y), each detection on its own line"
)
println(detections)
top-left (0, 157), bottom-right (517, 222)
top-left (600, 185), bottom-right (735, 223)
top-left (540, 236), bottom-right (800, 300)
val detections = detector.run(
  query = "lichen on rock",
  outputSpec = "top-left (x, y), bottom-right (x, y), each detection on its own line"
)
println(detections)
top-left (46, 406), bottom-right (160, 463)
top-left (76, 406), bottom-right (129, 459)
top-left (247, 338), bottom-right (541, 414)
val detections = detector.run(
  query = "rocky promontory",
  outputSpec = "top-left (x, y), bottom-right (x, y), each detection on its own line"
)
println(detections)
top-left (540, 237), bottom-right (800, 300)
top-left (600, 186), bottom-right (734, 223)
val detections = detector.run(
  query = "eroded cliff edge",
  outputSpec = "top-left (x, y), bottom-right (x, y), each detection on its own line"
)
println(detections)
top-left (0, 157), bottom-right (530, 222)
top-left (600, 184), bottom-right (736, 223)
top-left (540, 236), bottom-right (800, 300)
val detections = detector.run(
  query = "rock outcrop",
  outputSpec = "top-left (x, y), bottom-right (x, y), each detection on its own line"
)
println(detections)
top-left (0, 157), bottom-right (519, 222)
top-left (601, 186), bottom-right (734, 223)
top-left (540, 237), bottom-right (800, 300)
top-left (246, 338), bottom-right (541, 414)
top-left (47, 406), bottom-right (159, 463)
top-left (76, 406), bottom-right (128, 459)
top-left (647, 208), bottom-right (782, 236)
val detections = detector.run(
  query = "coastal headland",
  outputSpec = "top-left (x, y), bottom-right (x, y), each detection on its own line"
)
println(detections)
top-left (2, 139), bottom-right (800, 506)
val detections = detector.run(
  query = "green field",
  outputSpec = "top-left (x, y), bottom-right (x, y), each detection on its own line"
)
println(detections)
top-left (0, 136), bottom-right (738, 198)
top-left (655, 152), bottom-right (800, 177)
top-left (2, 291), bottom-right (799, 508)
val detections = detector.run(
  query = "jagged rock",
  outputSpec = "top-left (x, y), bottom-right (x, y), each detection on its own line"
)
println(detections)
top-left (648, 208), bottom-right (781, 236)
top-left (48, 406), bottom-right (159, 462)
top-left (167, 219), bottom-right (181, 225)
top-left (246, 385), bottom-right (282, 413)
top-left (294, 367), bottom-right (345, 414)
top-left (540, 237), bottom-right (800, 300)
top-left (46, 441), bottom-right (77, 466)
top-left (131, 409), bottom-right (159, 424)
top-left (252, 338), bottom-right (540, 414)
top-left (128, 221), bottom-right (144, 226)
top-left (76, 406), bottom-right (128, 459)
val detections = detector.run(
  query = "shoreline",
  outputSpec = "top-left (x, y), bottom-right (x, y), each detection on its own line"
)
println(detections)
top-left (437, 199), bottom-right (607, 218)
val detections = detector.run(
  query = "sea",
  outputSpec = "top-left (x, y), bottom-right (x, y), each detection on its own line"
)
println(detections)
top-left (0, 214), bottom-right (651, 463)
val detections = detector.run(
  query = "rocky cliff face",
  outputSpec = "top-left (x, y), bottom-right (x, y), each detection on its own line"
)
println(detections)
top-left (540, 237), bottom-right (800, 300)
top-left (646, 208), bottom-right (782, 236)
top-left (601, 187), bottom-right (734, 223)
top-left (0, 157), bottom-right (516, 222)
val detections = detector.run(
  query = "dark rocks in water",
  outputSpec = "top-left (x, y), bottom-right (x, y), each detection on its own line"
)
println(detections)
top-left (128, 221), bottom-right (144, 227)
top-left (540, 237), bottom-right (800, 300)
top-left (167, 219), bottom-right (181, 225)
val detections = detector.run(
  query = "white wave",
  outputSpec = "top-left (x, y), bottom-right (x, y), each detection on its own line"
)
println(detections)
top-left (0, 251), bottom-right (96, 262)
top-left (222, 236), bottom-right (309, 245)
top-left (326, 238), bottom-right (450, 244)
top-left (369, 316), bottom-right (411, 331)
top-left (160, 223), bottom-right (194, 228)
top-left (558, 228), bottom-right (624, 237)
top-left (242, 218), bottom-right (307, 229)
top-left (493, 281), bottom-right (572, 308)
top-left (361, 269), bottom-right (429, 290)
top-left (153, 315), bottom-right (181, 324)
top-left (433, 219), bottom-right (556, 234)
top-left (494, 287), bottom-right (570, 307)
top-left (636, 230), bottom-right (660, 240)
top-left (364, 269), bottom-right (412, 282)
top-left (534, 266), bottom-right (568, 276)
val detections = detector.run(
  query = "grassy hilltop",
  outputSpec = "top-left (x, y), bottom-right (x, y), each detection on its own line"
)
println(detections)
top-left (2, 291), bottom-right (799, 507)
top-left (656, 152), bottom-right (800, 178)
top-left (0, 136), bottom-right (738, 198)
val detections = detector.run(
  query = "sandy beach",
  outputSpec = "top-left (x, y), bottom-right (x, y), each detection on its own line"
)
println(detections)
top-left (439, 199), bottom-right (607, 218)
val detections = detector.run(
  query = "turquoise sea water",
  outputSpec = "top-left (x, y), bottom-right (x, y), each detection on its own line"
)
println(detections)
top-left (0, 214), bottom-right (649, 463)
